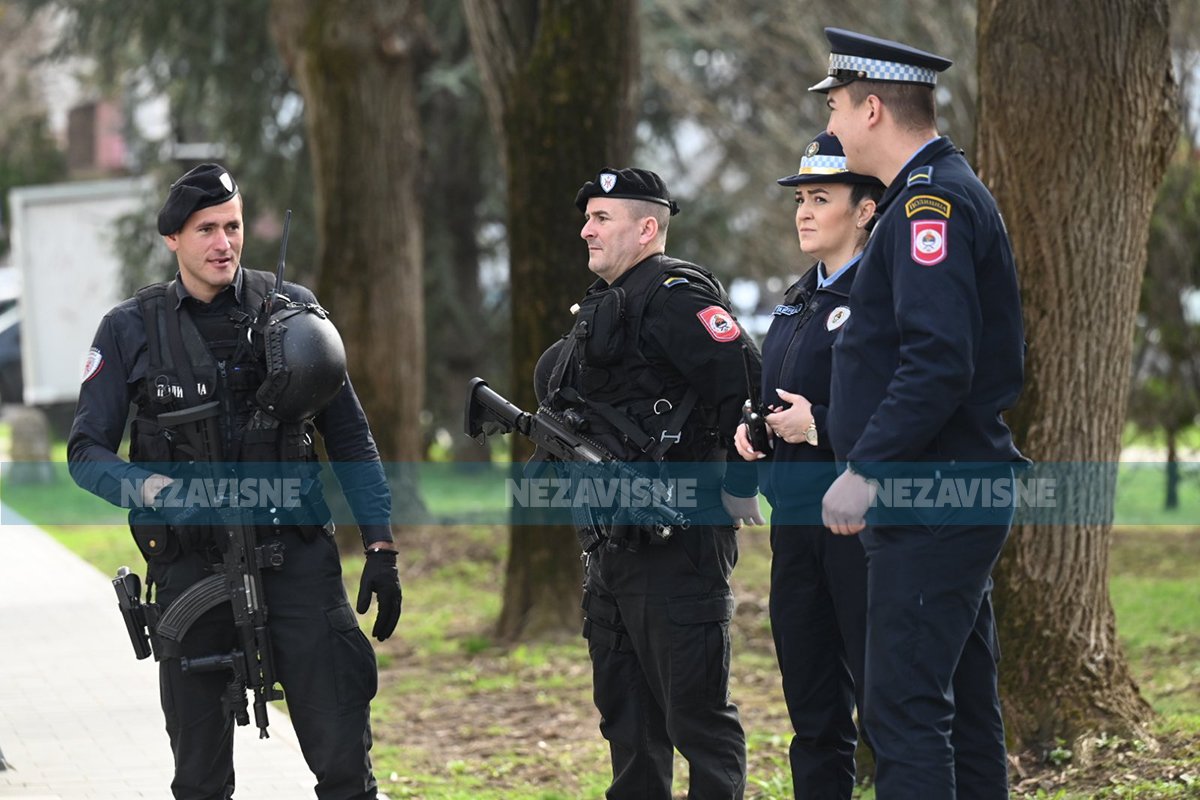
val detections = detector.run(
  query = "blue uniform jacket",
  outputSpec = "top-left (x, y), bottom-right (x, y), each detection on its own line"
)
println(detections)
top-left (758, 262), bottom-right (854, 512)
top-left (828, 137), bottom-right (1025, 474)
top-left (66, 268), bottom-right (395, 544)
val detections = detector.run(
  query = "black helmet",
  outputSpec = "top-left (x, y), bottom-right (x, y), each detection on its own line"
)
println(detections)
top-left (255, 301), bottom-right (347, 422)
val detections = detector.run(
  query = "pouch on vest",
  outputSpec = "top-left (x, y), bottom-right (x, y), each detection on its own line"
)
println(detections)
top-left (575, 287), bottom-right (626, 366)
top-left (129, 507), bottom-right (180, 563)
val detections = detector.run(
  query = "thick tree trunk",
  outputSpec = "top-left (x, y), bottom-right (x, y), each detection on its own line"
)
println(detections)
top-left (269, 0), bottom-right (429, 522)
top-left (976, 0), bottom-right (1177, 749)
top-left (465, 0), bottom-right (638, 640)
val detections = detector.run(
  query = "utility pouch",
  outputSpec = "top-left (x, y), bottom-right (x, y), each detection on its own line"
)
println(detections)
top-left (129, 507), bottom-right (180, 563)
top-left (576, 287), bottom-right (626, 366)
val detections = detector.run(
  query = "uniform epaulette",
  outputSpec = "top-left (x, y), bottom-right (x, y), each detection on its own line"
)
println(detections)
top-left (906, 166), bottom-right (934, 187)
top-left (663, 276), bottom-right (690, 288)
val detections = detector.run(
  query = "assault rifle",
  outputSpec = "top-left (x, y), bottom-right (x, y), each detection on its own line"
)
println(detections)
top-left (464, 377), bottom-right (689, 551)
top-left (113, 400), bottom-right (286, 738)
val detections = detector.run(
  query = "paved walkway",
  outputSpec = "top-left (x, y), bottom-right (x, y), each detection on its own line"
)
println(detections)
top-left (0, 505), bottom-right (315, 798)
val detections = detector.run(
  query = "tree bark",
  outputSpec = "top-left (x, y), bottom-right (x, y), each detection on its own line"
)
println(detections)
top-left (268, 0), bottom-right (429, 522)
top-left (465, 0), bottom-right (638, 640)
top-left (976, 0), bottom-right (1178, 749)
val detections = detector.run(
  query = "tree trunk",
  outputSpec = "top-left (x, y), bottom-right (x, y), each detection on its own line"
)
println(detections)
top-left (465, 0), bottom-right (638, 640)
top-left (1166, 429), bottom-right (1179, 510)
top-left (976, 0), bottom-right (1177, 749)
top-left (268, 0), bottom-right (429, 523)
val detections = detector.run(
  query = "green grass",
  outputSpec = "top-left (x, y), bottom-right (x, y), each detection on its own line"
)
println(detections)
top-left (1111, 532), bottom-right (1200, 733)
top-left (1114, 462), bottom-right (1200, 526)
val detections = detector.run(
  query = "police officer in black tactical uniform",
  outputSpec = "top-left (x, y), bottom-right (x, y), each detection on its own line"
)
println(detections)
top-left (539, 168), bottom-right (763, 800)
top-left (67, 163), bottom-right (402, 800)
top-left (734, 132), bottom-right (882, 799)
top-left (810, 29), bottom-right (1027, 800)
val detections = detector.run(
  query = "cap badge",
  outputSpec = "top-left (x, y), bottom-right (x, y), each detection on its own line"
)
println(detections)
top-left (219, 172), bottom-right (234, 193)
top-left (599, 173), bottom-right (617, 193)
top-left (805, 141), bottom-right (820, 157)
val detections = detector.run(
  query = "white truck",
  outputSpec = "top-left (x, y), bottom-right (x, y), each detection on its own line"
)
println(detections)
top-left (7, 177), bottom-right (153, 410)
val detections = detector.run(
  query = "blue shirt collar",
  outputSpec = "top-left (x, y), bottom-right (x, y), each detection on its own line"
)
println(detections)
top-left (817, 252), bottom-right (863, 289)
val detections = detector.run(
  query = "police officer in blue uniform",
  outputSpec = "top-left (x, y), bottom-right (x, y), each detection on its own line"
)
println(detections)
top-left (735, 133), bottom-right (882, 798)
top-left (810, 29), bottom-right (1026, 800)
top-left (67, 163), bottom-right (402, 799)
top-left (545, 168), bottom-right (764, 800)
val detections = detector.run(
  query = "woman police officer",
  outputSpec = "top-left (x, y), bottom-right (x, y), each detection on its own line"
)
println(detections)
top-left (735, 132), bottom-right (882, 798)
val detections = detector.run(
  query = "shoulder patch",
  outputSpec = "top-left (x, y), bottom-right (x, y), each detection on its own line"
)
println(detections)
top-left (663, 276), bottom-right (690, 288)
top-left (905, 194), bottom-right (952, 219)
top-left (906, 166), bottom-right (934, 187)
top-left (82, 347), bottom-right (104, 382)
top-left (696, 305), bottom-right (741, 342)
top-left (911, 220), bottom-right (948, 266)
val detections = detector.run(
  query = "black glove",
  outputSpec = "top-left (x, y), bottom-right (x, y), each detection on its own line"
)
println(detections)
top-left (356, 549), bottom-right (402, 641)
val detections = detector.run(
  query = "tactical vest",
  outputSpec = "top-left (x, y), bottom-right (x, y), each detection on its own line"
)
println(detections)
top-left (545, 255), bottom-right (730, 463)
top-left (129, 269), bottom-right (318, 470)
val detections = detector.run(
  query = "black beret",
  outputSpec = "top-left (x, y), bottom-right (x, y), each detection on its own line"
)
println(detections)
top-left (156, 163), bottom-right (240, 235)
top-left (809, 27), bottom-right (953, 93)
top-left (575, 167), bottom-right (680, 216)
top-left (777, 132), bottom-right (883, 188)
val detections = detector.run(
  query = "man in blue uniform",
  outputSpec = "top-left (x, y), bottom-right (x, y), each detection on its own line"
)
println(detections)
top-left (68, 163), bottom-right (402, 799)
top-left (544, 167), bottom-right (763, 799)
top-left (811, 29), bottom-right (1027, 799)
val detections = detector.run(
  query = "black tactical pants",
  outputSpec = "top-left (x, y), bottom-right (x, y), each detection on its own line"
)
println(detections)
top-left (151, 528), bottom-right (379, 800)
top-left (859, 517), bottom-right (1011, 800)
top-left (769, 521), bottom-right (868, 800)
top-left (583, 524), bottom-right (747, 800)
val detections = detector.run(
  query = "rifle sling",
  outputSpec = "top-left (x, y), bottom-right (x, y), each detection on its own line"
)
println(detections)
top-left (160, 282), bottom-right (205, 409)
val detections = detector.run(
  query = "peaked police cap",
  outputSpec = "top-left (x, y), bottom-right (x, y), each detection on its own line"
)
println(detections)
top-left (809, 27), bottom-right (953, 93)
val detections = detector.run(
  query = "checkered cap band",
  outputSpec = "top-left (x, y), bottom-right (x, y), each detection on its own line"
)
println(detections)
top-left (828, 53), bottom-right (938, 85)
top-left (797, 154), bottom-right (848, 175)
